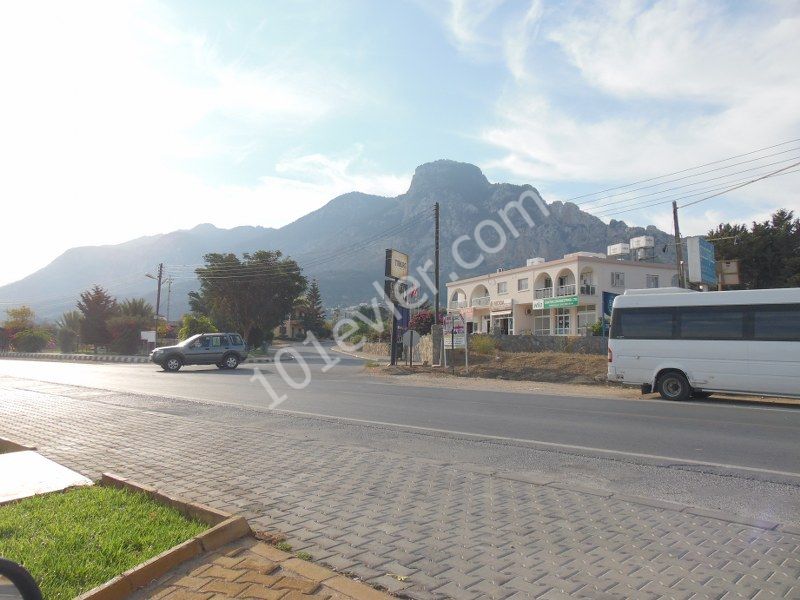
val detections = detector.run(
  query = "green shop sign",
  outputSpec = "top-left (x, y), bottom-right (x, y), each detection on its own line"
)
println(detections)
top-left (543, 295), bottom-right (579, 309)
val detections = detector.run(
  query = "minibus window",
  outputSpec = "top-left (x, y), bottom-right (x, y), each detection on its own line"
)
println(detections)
top-left (680, 308), bottom-right (744, 340)
top-left (753, 305), bottom-right (800, 341)
top-left (615, 309), bottom-right (673, 339)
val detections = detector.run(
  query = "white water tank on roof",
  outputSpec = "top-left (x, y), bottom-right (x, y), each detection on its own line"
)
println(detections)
top-left (630, 235), bottom-right (655, 249)
top-left (607, 243), bottom-right (630, 256)
top-left (526, 257), bottom-right (545, 266)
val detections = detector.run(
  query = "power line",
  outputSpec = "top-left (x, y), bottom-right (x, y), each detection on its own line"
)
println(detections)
top-left (588, 164), bottom-right (800, 218)
top-left (679, 161), bottom-right (800, 209)
top-left (580, 154), bottom-right (800, 213)
top-left (577, 145), bottom-right (800, 207)
top-left (595, 164), bottom-right (800, 219)
top-left (169, 211), bottom-right (433, 281)
top-left (166, 213), bottom-right (434, 279)
top-left (564, 138), bottom-right (800, 203)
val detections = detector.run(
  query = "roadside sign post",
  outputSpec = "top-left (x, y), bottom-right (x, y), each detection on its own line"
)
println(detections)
top-left (385, 248), bottom-right (409, 366)
top-left (443, 314), bottom-right (466, 374)
top-left (402, 329), bottom-right (420, 367)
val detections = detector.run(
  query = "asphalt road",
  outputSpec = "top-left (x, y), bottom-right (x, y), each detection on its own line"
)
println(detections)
top-left (1, 344), bottom-right (799, 479)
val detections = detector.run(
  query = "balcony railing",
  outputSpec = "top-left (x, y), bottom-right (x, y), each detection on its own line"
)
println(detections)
top-left (448, 300), bottom-right (468, 309)
top-left (471, 295), bottom-right (491, 307)
top-left (580, 284), bottom-right (596, 295)
top-left (556, 284), bottom-right (576, 296)
top-left (534, 287), bottom-right (554, 299)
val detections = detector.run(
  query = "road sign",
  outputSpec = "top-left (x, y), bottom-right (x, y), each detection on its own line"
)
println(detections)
top-left (444, 333), bottom-right (466, 348)
top-left (444, 314), bottom-right (465, 334)
top-left (602, 292), bottom-right (620, 318)
top-left (687, 236), bottom-right (716, 285)
top-left (385, 249), bottom-right (409, 279)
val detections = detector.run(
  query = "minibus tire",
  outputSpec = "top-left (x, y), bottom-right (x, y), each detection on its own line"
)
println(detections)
top-left (657, 371), bottom-right (691, 401)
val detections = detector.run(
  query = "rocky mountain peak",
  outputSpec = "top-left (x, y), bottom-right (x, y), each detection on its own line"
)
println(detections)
top-left (406, 160), bottom-right (490, 200)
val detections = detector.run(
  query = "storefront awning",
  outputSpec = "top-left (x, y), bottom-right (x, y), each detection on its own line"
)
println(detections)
top-left (491, 310), bottom-right (512, 317)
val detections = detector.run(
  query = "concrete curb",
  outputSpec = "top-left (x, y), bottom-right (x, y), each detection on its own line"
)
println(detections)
top-left (0, 435), bottom-right (36, 453)
top-left (73, 473), bottom-right (253, 600)
top-left (0, 351), bottom-right (149, 364)
top-left (0, 350), bottom-right (273, 365)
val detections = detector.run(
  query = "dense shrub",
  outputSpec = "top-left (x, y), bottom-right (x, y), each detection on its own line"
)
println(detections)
top-left (469, 335), bottom-right (497, 355)
top-left (11, 329), bottom-right (51, 352)
top-left (178, 315), bottom-right (218, 340)
top-left (57, 328), bottom-right (79, 353)
top-left (107, 316), bottom-right (149, 355)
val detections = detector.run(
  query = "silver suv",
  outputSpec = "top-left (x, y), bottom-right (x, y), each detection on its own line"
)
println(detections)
top-left (150, 333), bottom-right (248, 372)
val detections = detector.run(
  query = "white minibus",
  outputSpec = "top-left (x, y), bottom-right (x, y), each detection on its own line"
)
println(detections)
top-left (607, 287), bottom-right (800, 400)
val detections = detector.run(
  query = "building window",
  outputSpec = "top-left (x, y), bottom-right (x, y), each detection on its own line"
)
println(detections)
top-left (611, 272), bottom-right (625, 287)
top-left (533, 309), bottom-right (550, 335)
top-left (555, 308), bottom-right (571, 335)
top-left (577, 305), bottom-right (598, 335)
top-left (517, 278), bottom-right (529, 292)
top-left (646, 274), bottom-right (659, 288)
top-left (497, 281), bottom-right (508, 294)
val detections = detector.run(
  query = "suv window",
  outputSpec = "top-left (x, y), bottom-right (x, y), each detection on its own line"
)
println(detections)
top-left (230, 334), bottom-right (243, 345)
top-left (209, 336), bottom-right (223, 348)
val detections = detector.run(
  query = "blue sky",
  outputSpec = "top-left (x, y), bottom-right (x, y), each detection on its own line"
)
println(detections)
top-left (1, 0), bottom-right (799, 285)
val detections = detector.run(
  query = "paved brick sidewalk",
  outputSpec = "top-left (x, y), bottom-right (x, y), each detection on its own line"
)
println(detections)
top-left (1, 381), bottom-right (799, 599)
top-left (135, 537), bottom-right (391, 600)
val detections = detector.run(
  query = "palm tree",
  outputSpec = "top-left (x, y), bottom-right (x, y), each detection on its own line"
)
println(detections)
top-left (56, 310), bottom-right (83, 353)
top-left (119, 298), bottom-right (155, 319)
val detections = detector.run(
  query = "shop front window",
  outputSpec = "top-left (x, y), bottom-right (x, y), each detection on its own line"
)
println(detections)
top-left (577, 305), bottom-right (598, 335)
top-left (533, 309), bottom-right (550, 335)
top-left (555, 308), bottom-right (571, 335)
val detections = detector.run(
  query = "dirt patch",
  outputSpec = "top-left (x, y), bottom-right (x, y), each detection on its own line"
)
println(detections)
top-left (374, 350), bottom-right (609, 385)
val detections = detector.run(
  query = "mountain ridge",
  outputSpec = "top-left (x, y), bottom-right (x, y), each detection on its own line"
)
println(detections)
top-left (0, 160), bottom-right (675, 319)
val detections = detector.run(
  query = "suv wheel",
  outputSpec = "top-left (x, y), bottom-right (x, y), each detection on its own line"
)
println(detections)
top-left (657, 371), bottom-right (691, 401)
top-left (163, 356), bottom-right (182, 372)
top-left (223, 354), bottom-right (240, 370)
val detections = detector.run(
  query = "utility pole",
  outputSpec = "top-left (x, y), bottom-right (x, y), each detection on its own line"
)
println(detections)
top-left (672, 201), bottom-right (685, 288)
top-left (434, 202), bottom-right (440, 318)
top-left (154, 263), bottom-right (164, 341)
top-left (433, 202), bottom-right (442, 366)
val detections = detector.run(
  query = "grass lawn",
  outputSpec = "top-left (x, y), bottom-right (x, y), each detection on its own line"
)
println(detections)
top-left (0, 486), bottom-right (207, 600)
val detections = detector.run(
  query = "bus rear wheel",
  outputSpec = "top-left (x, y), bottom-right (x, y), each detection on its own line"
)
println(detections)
top-left (657, 371), bottom-right (691, 401)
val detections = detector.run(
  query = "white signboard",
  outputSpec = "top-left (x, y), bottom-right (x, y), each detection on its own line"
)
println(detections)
top-left (385, 249), bottom-right (409, 279)
top-left (140, 330), bottom-right (156, 343)
top-left (490, 298), bottom-right (513, 312)
top-left (444, 333), bottom-right (466, 348)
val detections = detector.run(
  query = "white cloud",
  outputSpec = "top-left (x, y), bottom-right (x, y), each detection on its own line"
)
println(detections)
top-left (468, 1), bottom-right (800, 229)
top-left (0, 1), bottom-right (369, 285)
top-left (447, 0), bottom-right (507, 48)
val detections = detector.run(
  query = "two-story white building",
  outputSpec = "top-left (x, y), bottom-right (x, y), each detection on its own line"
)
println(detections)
top-left (446, 252), bottom-right (679, 336)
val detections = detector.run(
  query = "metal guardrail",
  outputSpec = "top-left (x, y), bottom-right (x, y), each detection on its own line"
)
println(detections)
top-left (471, 296), bottom-right (491, 307)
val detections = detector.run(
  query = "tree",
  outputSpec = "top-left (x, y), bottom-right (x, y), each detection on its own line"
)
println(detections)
top-left (193, 251), bottom-right (307, 347)
top-left (11, 329), bottom-right (50, 352)
top-left (56, 310), bottom-right (83, 353)
top-left (4, 306), bottom-right (35, 336)
top-left (119, 298), bottom-right (155, 320)
top-left (301, 280), bottom-right (327, 337)
top-left (409, 309), bottom-right (444, 336)
top-left (709, 209), bottom-right (800, 288)
top-left (178, 314), bottom-right (218, 340)
top-left (77, 285), bottom-right (118, 347)
top-left (107, 315), bottom-right (149, 355)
